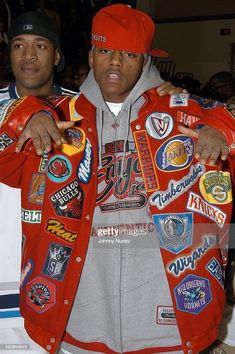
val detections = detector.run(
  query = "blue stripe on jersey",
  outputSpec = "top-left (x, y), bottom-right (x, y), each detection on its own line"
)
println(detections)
top-left (0, 310), bottom-right (21, 318)
top-left (0, 294), bottom-right (20, 309)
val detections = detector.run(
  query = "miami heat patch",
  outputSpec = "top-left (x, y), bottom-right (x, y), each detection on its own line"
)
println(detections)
top-left (199, 171), bottom-right (232, 205)
top-left (155, 135), bottom-right (194, 172)
top-left (28, 173), bottom-right (46, 205)
top-left (145, 112), bottom-right (173, 140)
top-left (133, 130), bottom-right (159, 192)
top-left (47, 155), bottom-right (72, 183)
top-left (26, 276), bottom-right (55, 313)
top-left (46, 219), bottom-right (78, 243)
top-left (50, 179), bottom-right (84, 219)
top-left (60, 127), bottom-right (86, 156)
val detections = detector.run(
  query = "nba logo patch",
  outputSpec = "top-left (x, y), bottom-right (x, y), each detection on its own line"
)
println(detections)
top-left (145, 112), bottom-right (173, 140)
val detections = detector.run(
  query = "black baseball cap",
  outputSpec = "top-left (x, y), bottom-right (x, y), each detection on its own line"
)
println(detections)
top-left (8, 11), bottom-right (65, 71)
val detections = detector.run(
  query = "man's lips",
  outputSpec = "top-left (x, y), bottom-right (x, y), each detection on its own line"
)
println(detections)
top-left (20, 64), bottom-right (39, 74)
top-left (105, 70), bottom-right (123, 81)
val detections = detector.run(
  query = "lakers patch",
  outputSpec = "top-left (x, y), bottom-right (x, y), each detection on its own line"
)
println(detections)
top-left (60, 127), bottom-right (86, 156)
top-left (133, 130), bottom-right (159, 191)
top-left (156, 135), bottom-right (194, 172)
top-left (199, 171), bottom-right (232, 204)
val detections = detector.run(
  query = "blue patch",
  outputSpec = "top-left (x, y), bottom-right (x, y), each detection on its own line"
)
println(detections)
top-left (20, 259), bottom-right (34, 288)
top-left (47, 155), bottom-right (72, 183)
top-left (42, 243), bottom-right (72, 281)
top-left (174, 274), bottom-right (212, 314)
top-left (153, 212), bottom-right (193, 254)
top-left (206, 257), bottom-right (224, 287)
top-left (77, 138), bottom-right (93, 183)
top-left (155, 135), bottom-right (194, 172)
top-left (189, 95), bottom-right (225, 109)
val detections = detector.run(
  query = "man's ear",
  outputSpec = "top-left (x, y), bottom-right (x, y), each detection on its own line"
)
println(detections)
top-left (55, 48), bottom-right (61, 67)
top-left (88, 50), bottom-right (93, 69)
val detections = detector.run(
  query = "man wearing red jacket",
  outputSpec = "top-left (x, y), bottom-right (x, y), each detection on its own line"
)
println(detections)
top-left (0, 4), bottom-right (235, 354)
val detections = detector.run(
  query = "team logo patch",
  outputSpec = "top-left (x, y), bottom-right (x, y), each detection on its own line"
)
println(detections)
top-left (190, 95), bottom-right (224, 109)
top-left (0, 133), bottom-right (14, 151)
top-left (156, 135), bottom-right (194, 172)
top-left (133, 130), bottom-right (159, 191)
top-left (20, 259), bottom-right (34, 287)
top-left (42, 243), bottom-right (72, 281)
top-left (174, 274), bottom-right (212, 314)
top-left (145, 112), bottom-right (173, 140)
top-left (156, 306), bottom-right (176, 325)
top-left (77, 138), bottom-right (93, 183)
top-left (50, 179), bottom-right (84, 219)
top-left (60, 127), bottom-right (86, 156)
top-left (0, 97), bottom-right (26, 125)
top-left (38, 150), bottom-right (48, 172)
top-left (187, 191), bottom-right (227, 228)
top-left (150, 163), bottom-right (205, 209)
top-left (225, 106), bottom-right (235, 119)
top-left (199, 171), bottom-right (232, 205)
top-left (153, 213), bottom-right (193, 254)
top-left (26, 276), bottom-right (55, 313)
top-left (170, 94), bottom-right (189, 107)
top-left (47, 155), bottom-right (72, 183)
top-left (167, 235), bottom-right (216, 276)
top-left (21, 208), bottom-right (42, 224)
top-left (46, 219), bottom-right (78, 243)
top-left (206, 257), bottom-right (223, 287)
top-left (28, 173), bottom-right (45, 205)
top-left (176, 111), bottom-right (201, 126)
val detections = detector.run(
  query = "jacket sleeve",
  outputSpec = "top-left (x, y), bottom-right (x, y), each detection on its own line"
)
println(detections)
top-left (0, 96), bottom-right (58, 188)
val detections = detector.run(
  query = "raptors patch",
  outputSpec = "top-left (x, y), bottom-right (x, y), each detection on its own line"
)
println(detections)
top-left (50, 179), bottom-right (84, 219)
top-left (145, 112), bottom-right (173, 140)
top-left (26, 276), bottom-right (55, 313)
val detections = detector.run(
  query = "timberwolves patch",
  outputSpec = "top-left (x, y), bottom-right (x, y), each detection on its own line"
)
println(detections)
top-left (174, 274), bottom-right (212, 314)
top-left (156, 135), bottom-right (194, 172)
top-left (50, 179), bottom-right (84, 219)
top-left (199, 171), bottom-right (232, 205)
top-left (47, 155), bottom-right (72, 183)
top-left (28, 173), bottom-right (45, 205)
top-left (153, 213), bottom-right (193, 254)
top-left (0, 133), bottom-right (14, 151)
top-left (145, 112), bottom-right (173, 140)
top-left (42, 243), bottom-right (72, 281)
top-left (60, 127), bottom-right (86, 156)
top-left (206, 257), bottom-right (223, 287)
top-left (26, 276), bottom-right (55, 313)
top-left (170, 94), bottom-right (189, 107)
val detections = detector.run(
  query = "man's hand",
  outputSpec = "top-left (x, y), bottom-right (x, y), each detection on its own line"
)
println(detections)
top-left (178, 124), bottom-right (229, 165)
top-left (157, 81), bottom-right (188, 96)
top-left (15, 112), bottom-right (74, 155)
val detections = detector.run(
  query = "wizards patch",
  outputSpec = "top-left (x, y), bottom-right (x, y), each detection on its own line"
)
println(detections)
top-left (50, 179), bottom-right (84, 219)
top-left (26, 276), bottom-right (55, 313)
top-left (47, 155), bottom-right (72, 183)
top-left (60, 127), bottom-right (86, 156)
top-left (156, 135), bottom-right (194, 172)
top-left (199, 171), bottom-right (232, 205)
top-left (28, 173), bottom-right (46, 205)
top-left (42, 242), bottom-right (72, 281)
top-left (174, 274), bottom-right (212, 314)
top-left (145, 112), bottom-right (173, 140)
top-left (153, 213), bottom-right (193, 254)
top-left (0, 133), bottom-right (14, 152)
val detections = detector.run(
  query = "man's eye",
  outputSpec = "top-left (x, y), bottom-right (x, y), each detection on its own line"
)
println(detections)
top-left (37, 43), bottom-right (46, 49)
top-left (100, 48), bottom-right (111, 54)
top-left (13, 43), bottom-right (23, 49)
top-left (122, 52), bottom-right (136, 58)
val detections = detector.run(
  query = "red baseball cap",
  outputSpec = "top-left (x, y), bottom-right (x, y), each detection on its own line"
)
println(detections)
top-left (91, 4), bottom-right (169, 58)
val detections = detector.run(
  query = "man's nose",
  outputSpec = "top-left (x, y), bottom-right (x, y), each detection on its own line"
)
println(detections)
top-left (109, 51), bottom-right (122, 66)
top-left (22, 45), bottom-right (37, 59)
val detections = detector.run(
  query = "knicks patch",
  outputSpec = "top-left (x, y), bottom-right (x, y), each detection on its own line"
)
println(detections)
top-left (156, 135), bottom-right (194, 172)
top-left (176, 111), bottom-right (201, 126)
top-left (145, 112), bottom-right (173, 140)
top-left (187, 191), bottom-right (227, 228)
top-left (133, 130), bottom-right (159, 191)
top-left (0, 133), bottom-right (15, 151)
top-left (28, 173), bottom-right (45, 205)
top-left (152, 213), bottom-right (193, 254)
top-left (170, 94), bottom-right (189, 107)
top-left (206, 257), bottom-right (223, 287)
top-left (26, 276), bottom-right (55, 313)
top-left (156, 306), bottom-right (176, 325)
top-left (47, 155), bottom-right (72, 183)
top-left (46, 219), bottom-right (78, 243)
top-left (60, 127), bottom-right (86, 156)
top-left (77, 138), bottom-right (93, 183)
top-left (174, 274), bottom-right (212, 314)
top-left (42, 242), bottom-right (72, 281)
top-left (50, 179), bottom-right (84, 219)
top-left (199, 171), bottom-right (232, 205)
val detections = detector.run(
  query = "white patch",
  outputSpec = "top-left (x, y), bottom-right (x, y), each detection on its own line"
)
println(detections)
top-left (21, 208), bottom-right (42, 224)
top-left (170, 94), bottom-right (189, 107)
top-left (145, 112), bottom-right (173, 140)
top-left (156, 306), bottom-right (176, 325)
